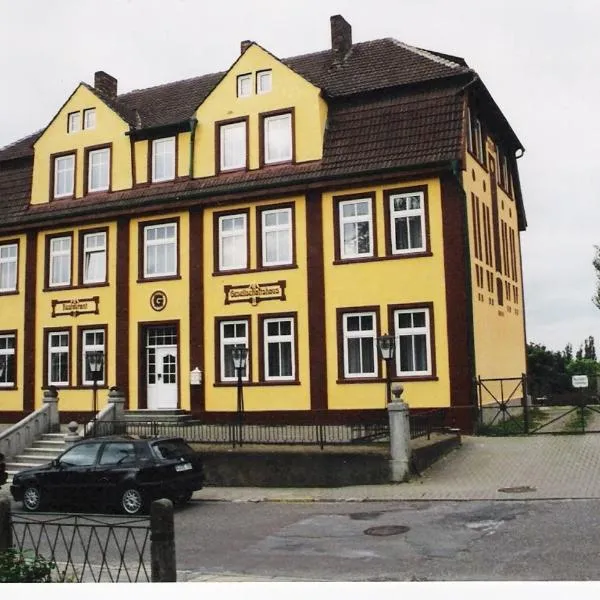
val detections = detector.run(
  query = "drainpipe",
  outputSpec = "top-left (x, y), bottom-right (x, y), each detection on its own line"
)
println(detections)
top-left (189, 117), bottom-right (198, 179)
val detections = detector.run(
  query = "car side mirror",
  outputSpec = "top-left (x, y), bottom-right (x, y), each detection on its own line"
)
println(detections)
top-left (52, 458), bottom-right (60, 468)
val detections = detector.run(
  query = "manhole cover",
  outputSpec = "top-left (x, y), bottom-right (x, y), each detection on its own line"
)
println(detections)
top-left (364, 525), bottom-right (410, 536)
top-left (498, 486), bottom-right (536, 493)
top-left (349, 511), bottom-right (383, 521)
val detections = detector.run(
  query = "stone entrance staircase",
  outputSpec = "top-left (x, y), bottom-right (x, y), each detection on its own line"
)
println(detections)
top-left (4, 432), bottom-right (68, 485)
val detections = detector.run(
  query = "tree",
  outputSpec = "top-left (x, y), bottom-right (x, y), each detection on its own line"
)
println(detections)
top-left (584, 336), bottom-right (597, 360)
top-left (564, 343), bottom-right (573, 361)
top-left (526, 343), bottom-right (571, 395)
top-left (593, 246), bottom-right (600, 310)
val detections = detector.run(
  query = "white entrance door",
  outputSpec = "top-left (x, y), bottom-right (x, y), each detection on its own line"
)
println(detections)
top-left (147, 345), bottom-right (178, 409)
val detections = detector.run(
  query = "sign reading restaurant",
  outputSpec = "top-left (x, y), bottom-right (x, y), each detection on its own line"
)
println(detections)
top-left (51, 296), bottom-right (100, 318)
top-left (224, 281), bottom-right (286, 306)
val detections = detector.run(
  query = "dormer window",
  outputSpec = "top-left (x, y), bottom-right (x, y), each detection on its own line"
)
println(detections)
top-left (67, 112), bottom-right (81, 133)
top-left (256, 70), bottom-right (272, 94)
top-left (237, 74), bottom-right (252, 98)
top-left (152, 137), bottom-right (176, 182)
top-left (53, 154), bottom-right (75, 199)
top-left (83, 108), bottom-right (96, 130)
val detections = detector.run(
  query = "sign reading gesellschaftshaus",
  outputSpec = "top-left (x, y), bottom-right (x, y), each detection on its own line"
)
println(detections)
top-left (51, 296), bottom-right (100, 318)
top-left (224, 281), bottom-right (286, 306)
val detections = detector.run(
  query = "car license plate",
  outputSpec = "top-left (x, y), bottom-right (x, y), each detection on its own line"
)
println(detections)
top-left (175, 463), bottom-right (192, 472)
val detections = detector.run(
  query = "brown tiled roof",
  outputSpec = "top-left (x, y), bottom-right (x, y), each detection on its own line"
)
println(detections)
top-left (0, 132), bottom-right (41, 161)
top-left (0, 157), bottom-right (33, 222)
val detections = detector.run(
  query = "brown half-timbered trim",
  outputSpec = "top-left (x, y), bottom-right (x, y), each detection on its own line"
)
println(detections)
top-left (0, 329), bottom-right (18, 390)
top-left (386, 301), bottom-right (438, 381)
top-left (256, 201), bottom-right (297, 270)
top-left (212, 207), bottom-right (251, 275)
top-left (137, 216), bottom-right (181, 282)
top-left (129, 136), bottom-right (137, 188)
top-left (332, 191), bottom-right (378, 263)
top-left (76, 324), bottom-right (108, 387)
top-left (23, 231), bottom-right (36, 410)
top-left (116, 218), bottom-right (129, 402)
top-left (258, 107), bottom-right (296, 168)
top-left (44, 231), bottom-right (74, 290)
top-left (213, 315), bottom-right (252, 386)
top-left (0, 238), bottom-right (20, 295)
top-left (305, 190), bottom-right (327, 410)
top-left (43, 326), bottom-right (72, 388)
top-left (215, 116), bottom-right (250, 174)
top-left (147, 134), bottom-right (179, 183)
top-left (78, 226), bottom-right (109, 287)
top-left (49, 149), bottom-right (77, 202)
top-left (383, 185), bottom-right (432, 259)
top-left (335, 305), bottom-right (383, 383)
top-left (83, 143), bottom-right (113, 196)
top-left (189, 207), bottom-right (205, 412)
top-left (258, 311), bottom-right (300, 385)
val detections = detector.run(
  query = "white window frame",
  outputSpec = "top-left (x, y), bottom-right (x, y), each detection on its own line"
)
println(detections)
top-left (339, 198), bottom-right (374, 260)
top-left (219, 320), bottom-right (249, 382)
top-left (257, 70), bottom-right (272, 94)
top-left (263, 317), bottom-right (295, 381)
top-left (88, 147), bottom-right (110, 193)
top-left (237, 74), bottom-right (252, 98)
top-left (0, 243), bottom-right (18, 292)
top-left (54, 154), bottom-right (75, 198)
top-left (143, 222), bottom-right (177, 279)
top-left (393, 308), bottom-right (432, 377)
top-left (49, 236), bottom-right (72, 287)
top-left (48, 331), bottom-right (69, 387)
top-left (342, 312), bottom-right (378, 379)
top-left (220, 121), bottom-right (247, 171)
top-left (263, 113), bottom-right (292, 164)
top-left (389, 191), bottom-right (426, 255)
top-left (261, 207), bottom-right (292, 267)
top-left (81, 329), bottom-right (105, 386)
top-left (83, 108), bottom-right (96, 130)
top-left (0, 333), bottom-right (15, 387)
top-left (68, 112), bottom-right (81, 133)
top-left (152, 137), bottom-right (176, 182)
top-left (218, 213), bottom-right (247, 271)
top-left (82, 231), bottom-right (107, 284)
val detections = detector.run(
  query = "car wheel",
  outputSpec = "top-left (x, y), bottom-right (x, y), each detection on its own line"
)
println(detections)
top-left (23, 485), bottom-right (42, 512)
top-left (173, 491), bottom-right (193, 506)
top-left (120, 487), bottom-right (145, 515)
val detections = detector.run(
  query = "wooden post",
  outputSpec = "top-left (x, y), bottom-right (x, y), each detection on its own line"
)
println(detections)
top-left (150, 498), bottom-right (176, 582)
top-left (0, 497), bottom-right (12, 552)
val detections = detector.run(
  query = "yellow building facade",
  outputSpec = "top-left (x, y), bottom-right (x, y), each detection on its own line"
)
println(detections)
top-left (0, 15), bottom-right (527, 432)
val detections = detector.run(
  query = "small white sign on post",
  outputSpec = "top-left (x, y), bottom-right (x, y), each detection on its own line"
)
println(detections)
top-left (572, 375), bottom-right (589, 389)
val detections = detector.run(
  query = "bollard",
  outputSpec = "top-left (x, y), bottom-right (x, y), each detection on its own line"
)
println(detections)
top-left (387, 383), bottom-right (411, 483)
top-left (0, 497), bottom-right (12, 552)
top-left (150, 498), bottom-right (176, 582)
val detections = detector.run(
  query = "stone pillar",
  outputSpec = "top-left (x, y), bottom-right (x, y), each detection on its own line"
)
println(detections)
top-left (108, 387), bottom-right (126, 434)
top-left (387, 383), bottom-right (411, 483)
top-left (64, 421), bottom-right (81, 447)
top-left (0, 497), bottom-right (12, 552)
top-left (42, 387), bottom-right (59, 433)
top-left (151, 499), bottom-right (176, 582)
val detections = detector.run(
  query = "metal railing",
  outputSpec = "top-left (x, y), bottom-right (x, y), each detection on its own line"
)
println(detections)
top-left (409, 408), bottom-right (447, 440)
top-left (0, 405), bottom-right (51, 461)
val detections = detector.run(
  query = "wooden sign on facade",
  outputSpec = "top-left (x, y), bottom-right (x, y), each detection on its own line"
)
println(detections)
top-left (224, 281), bottom-right (286, 306)
top-left (51, 296), bottom-right (100, 318)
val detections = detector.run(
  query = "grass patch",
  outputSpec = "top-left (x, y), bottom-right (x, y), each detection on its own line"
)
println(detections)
top-left (562, 407), bottom-right (591, 432)
top-left (477, 407), bottom-right (548, 436)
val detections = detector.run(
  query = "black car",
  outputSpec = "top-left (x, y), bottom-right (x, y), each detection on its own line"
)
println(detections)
top-left (0, 452), bottom-right (6, 487)
top-left (10, 436), bottom-right (204, 515)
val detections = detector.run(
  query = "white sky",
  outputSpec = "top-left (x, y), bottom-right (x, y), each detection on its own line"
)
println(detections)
top-left (1, 0), bottom-right (598, 355)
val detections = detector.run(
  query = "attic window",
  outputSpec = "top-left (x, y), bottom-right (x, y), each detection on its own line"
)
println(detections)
top-left (68, 112), bottom-right (81, 133)
top-left (256, 70), bottom-right (272, 94)
top-left (84, 108), bottom-right (96, 130)
top-left (237, 74), bottom-right (252, 98)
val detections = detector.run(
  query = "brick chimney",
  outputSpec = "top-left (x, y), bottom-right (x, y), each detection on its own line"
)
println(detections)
top-left (240, 40), bottom-right (253, 54)
top-left (94, 71), bottom-right (118, 99)
top-left (330, 15), bottom-right (352, 64)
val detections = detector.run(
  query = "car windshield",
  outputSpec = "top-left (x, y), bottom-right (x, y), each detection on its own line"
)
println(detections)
top-left (152, 439), bottom-right (195, 460)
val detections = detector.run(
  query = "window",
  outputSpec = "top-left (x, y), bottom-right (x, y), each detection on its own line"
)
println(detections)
top-left (339, 198), bottom-right (374, 259)
top-left (261, 207), bottom-right (292, 267)
top-left (81, 329), bottom-right (105, 386)
top-left (389, 191), bottom-right (426, 254)
top-left (82, 231), bottom-right (107, 284)
top-left (219, 121), bottom-right (247, 171)
top-left (219, 320), bottom-right (249, 382)
top-left (0, 333), bottom-right (15, 387)
top-left (68, 112), bottom-right (81, 133)
top-left (48, 331), bottom-right (70, 386)
top-left (263, 113), bottom-right (292, 164)
top-left (0, 243), bottom-right (17, 292)
top-left (237, 74), bottom-right (252, 97)
top-left (152, 137), bottom-right (176, 182)
top-left (393, 308), bottom-right (432, 376)
top-left (49, 236), bottom-right (72, 287)
top-left (257, 70), bottom-right (272, 94)
top-left (88, 147), bottom-right (110, 192)
top-left (218, 213), bottom-right (247, 271)
top-left (263, 316), bottom-right (294, 381)
top-left (99, 442), bottom-right (136, 466)
top-left (59, 443), bottom-right (101, 467)
top-left (143, 222), bottom-right (177, 278)
top-left (53, 154), bottom-right (75, 198)
top-left (342, 312), bottom-right (377, 378)
top-left (83, 108), bottom-right (96, 130)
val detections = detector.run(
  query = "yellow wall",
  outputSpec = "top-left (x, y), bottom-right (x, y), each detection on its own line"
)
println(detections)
top-left (31, 85), bottom-right (131, 204)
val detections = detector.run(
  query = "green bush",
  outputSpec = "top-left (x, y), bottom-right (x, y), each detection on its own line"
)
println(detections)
top-left (0, 548), bottom-right (55, 583)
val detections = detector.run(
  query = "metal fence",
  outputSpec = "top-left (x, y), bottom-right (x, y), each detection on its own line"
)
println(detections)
top-left (409, 409), bottom-right (448, 440)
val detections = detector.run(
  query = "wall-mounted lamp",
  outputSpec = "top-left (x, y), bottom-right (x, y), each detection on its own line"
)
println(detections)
top-left (190, 367), bottom-right (203, 386)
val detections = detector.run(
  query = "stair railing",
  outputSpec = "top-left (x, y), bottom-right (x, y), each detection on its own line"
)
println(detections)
top-left (0, 405), bottom-right (51, 462)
